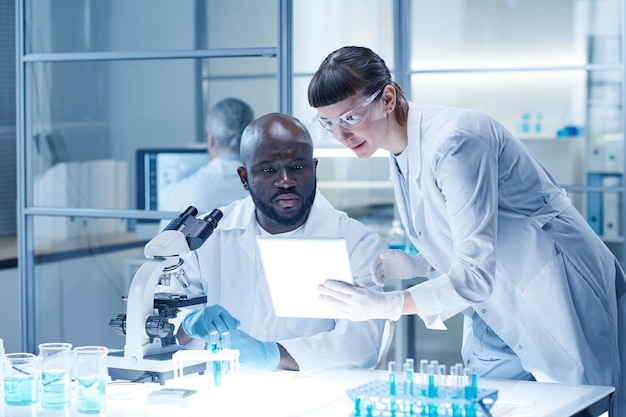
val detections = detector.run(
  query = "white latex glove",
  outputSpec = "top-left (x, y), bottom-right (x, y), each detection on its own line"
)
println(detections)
top-left (318, 280), bottom-right (404, 321)
top-left (369, 249), bottom-right (431, 286)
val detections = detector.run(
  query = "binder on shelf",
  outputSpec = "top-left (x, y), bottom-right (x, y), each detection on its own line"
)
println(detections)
top-left (586, 172), bottom-right (623, 239)
top-left (602, 175), bottom-right (621, 238)
top-left (33, 162), bottom-right (81, 241)
top-left (587, 172), bottom-right (604, 235)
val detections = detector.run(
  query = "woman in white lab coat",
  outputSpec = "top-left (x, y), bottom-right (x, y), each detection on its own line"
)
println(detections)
top-left (311, 46), bottom-right (625, 414)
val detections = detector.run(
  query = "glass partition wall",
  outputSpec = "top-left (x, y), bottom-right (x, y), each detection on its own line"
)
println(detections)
top-left (17, 0), bottom-right (284, 352)
top-left (16, 0), bottom-right (626, 362)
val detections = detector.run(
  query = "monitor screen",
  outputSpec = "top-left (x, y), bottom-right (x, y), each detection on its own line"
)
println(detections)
top-left (136, 148), bottom-right (209, 211)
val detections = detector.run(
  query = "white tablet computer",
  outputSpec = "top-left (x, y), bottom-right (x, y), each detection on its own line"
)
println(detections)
top-left (256, 236), bottom-right (354, 319)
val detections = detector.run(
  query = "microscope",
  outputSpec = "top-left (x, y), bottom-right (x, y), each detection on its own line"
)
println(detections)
top-left (107, 206), bottom-right (222, 384)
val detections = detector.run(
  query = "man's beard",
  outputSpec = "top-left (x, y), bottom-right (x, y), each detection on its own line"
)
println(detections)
top-left (250, 187), bottom-right (316, 228)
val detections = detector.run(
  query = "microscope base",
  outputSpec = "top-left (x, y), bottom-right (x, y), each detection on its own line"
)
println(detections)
top-left (107, 350), bottom-right (206, 385)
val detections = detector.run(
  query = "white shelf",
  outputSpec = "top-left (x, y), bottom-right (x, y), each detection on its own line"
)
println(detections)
top-left (317, 181), bottom-right (393, 189)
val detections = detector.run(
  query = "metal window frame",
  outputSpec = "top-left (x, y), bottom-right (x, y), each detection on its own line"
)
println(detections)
top-left (15, 0), bottom-right (292, 352)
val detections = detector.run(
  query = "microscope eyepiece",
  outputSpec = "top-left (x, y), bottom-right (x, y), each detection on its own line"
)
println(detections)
top-left (162, 206), bottom-right (224, 250)
top-left (202, 208), bottom-right (223, 228)
top-left (182, 206), bottom-right (198, 217)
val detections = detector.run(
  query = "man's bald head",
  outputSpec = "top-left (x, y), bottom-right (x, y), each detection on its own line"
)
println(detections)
top-left (240, 113), bottom-right (313, 168)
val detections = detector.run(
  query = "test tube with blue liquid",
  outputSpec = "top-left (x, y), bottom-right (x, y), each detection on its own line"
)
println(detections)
top-left (220, 331), bottom-right (232, 384)
top-left (353, 396), bottom-right (362, 416)
top-left (425, 361), bottom-right (441, 417)
top-left (388, 361), bottom-right (397, 396)
top-left (463, 366), bottom-right (479, 417)
top-left (427, 362), bottom-right (438, 398)
top-left (209, 331), bottom-right (222, 387)
top-left (437, 364), bottom-right (447, 416)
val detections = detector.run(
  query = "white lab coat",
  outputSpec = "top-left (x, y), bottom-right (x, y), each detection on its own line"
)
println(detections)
top-left (392, 104), bottom-right (625, 413)
top-left (176, 191), bottom-right (385, 371)
top-left (160, 155), bottom-right (249, 213)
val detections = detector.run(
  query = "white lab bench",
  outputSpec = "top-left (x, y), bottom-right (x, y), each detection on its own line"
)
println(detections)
top-left (0, 368), bottom-right (613, 417)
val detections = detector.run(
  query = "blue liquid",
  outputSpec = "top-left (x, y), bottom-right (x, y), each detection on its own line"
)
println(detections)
top-left (389, 372), bottom-right (396, 395)
top-left (212, 361), bottom-right (222, 387)
top-left (404, 370), bottom-right (415, 396)
top-left (427, 374), bottom-right (437, 398)
top-left (4, 375), bottom-right (38, 406)
top-left (41, 370), bottom-right (71, 409)
top-left (388, 243), bottom-right (406, 250)
top-left (353, 397), bottom-right (362, 416)
top-left (76, 377), bottom-right (106, 414)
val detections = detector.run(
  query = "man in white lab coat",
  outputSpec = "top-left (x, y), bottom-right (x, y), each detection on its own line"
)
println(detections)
top-left (160, 97), bottom-right (253, 213)
top-left (174, 112), bottom-right (384, 371)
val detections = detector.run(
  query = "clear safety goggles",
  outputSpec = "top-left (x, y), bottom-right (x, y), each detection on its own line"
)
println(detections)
top-left (316, 88), bottom-right (383, 132)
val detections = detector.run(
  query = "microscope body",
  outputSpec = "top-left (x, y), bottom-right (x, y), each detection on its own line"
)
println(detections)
top-left (107, 207), bottom-right (222, 384)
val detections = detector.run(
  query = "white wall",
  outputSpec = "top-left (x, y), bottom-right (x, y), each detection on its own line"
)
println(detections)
top-left (0, 267), bottom-right (20, 353)
top-left (33, 246), bottom-right (144, 350)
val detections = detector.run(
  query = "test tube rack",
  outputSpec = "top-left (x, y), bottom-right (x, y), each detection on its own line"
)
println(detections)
top-left (346, 380), bottom-right (498, 417)
top-left (172, 348), bottom-right (240, 387)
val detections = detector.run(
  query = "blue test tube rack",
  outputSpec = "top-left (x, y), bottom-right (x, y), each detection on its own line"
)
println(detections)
top-left (347, 360), bottom-right (498, 417)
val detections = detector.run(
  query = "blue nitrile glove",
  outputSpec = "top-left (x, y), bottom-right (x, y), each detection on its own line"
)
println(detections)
top-left (229, 329), bottom-right (280, 370)
top-left (182, 305), bottom-right (240, 341)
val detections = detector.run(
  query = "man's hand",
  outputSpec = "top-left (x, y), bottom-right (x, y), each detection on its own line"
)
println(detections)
top-left (318, 280), bottom-right (404, 321)
top-left (228, 330), bottom-right (280, 370)
top-left (181, 305), bottom-right (240, 341)
top-left (369, 249), bottom-right (430, 286)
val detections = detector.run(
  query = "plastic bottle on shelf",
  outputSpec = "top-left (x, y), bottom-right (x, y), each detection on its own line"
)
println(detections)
top-left (534, 113), bottom-right (543, 134)
top-left (519, 113), bottom-right (531, 134)
top-left (387, 220), bottom-right (407, 251)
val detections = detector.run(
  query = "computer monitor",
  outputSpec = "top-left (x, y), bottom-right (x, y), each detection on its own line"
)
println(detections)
top-left (136, 148), bottom-right (209, 211)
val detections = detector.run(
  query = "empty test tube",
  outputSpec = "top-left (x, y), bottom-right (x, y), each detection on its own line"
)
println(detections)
top-left (450, 364), bottom-right (463, 395)
top-left (419, 359), bottom-right (429, 394)
top-left (220, 331), bottom-right (231, 349)
top-left (449, 365), bottom-right (463, 417)
top-left (404, 358), bottom-right (415, 396)
top-left (388, 361), bottom-right (397, 395)
top-left (437, 364), bottom-right (447, 388)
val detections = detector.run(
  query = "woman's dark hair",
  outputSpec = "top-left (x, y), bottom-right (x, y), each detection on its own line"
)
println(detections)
top-left (308, 46), bottom-right (409, 126)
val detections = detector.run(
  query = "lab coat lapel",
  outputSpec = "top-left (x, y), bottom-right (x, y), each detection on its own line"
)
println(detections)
top-left (389, 105), bottom-right (424, 232)
top-left (389, 163), bottom-right (410, 229)
top-left (406, 105), bottom-right (424, 196)
top-left (239, 219), bottom-right (259, 265)
top-left (301, 191), bottom-right (341, 236)
top-left (219, 196), bottom-right (259, 266)
top-left (406, 104), bottom-right (423, 178)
